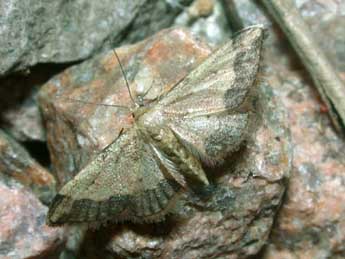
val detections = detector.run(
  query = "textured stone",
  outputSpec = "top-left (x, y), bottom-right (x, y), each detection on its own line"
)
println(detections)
top-left (224, 0), bottom-right (345, 258)
top-left (225, 0), bottom-right (345, 69)
top-left (0, 63), bottom-right (69, 142)
top-left (39, 28), bottom-right (290, 258)
top-left (0, 176), bottom-right (65, 259)
top-left (0, 129), bottom-right (56, 204)
top-left (262, 68), bottom-right (345, 259)
top-left (3, 99), bottom-right (45, 142)
top-left (0, 84), bottom-right (45, 142)
top-left (174, 0), bottom-right (232, 46)
top-left (0, 0), bottom-right (188, 77)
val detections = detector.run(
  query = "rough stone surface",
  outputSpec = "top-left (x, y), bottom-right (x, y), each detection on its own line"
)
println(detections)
top-left (262, 68), bottom-right (345, 259)
top-left (0, 176), bottom-right (65, 259)
top-left (224, 0), bottom-right (345, 258)
top-left (3, 97), bottom-right (45, 142)
top-left (0, 80), bottom-right (44, 143)
top-left (0, 0), bottom-right (188, 77)
top-left (39, 28), bottom-right (291, 258)
top-left (174, 0), bottom-right (232, 46)
top-left (0, 59), bottom-right (71, 143)
top-left (0, 129), bottom-right (56, 204)
top-left (225, 0), bottom-right (345, 70)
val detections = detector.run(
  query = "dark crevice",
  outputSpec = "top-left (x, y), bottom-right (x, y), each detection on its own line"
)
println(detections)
top-left (22, 140), bottom-right (51, 167)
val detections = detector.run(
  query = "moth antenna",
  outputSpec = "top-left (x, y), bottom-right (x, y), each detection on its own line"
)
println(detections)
top-left (112, 49), bottom-right (138, 107)
top-left (55, 95), bottom-right (130, 111)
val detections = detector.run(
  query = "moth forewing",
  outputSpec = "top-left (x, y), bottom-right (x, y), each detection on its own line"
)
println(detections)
top-left (150, 26), bottom-right (264, 164)
top-left (158, 26), bottom-right (264, 109)
top-left (47, 127), bottom-right (182, 225)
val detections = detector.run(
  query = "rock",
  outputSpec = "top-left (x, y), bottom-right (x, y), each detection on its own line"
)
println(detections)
top-left (39, 28), bottom-right (291, 258)
top-left (0, 129), bottom-right (56, 204)
top-left (222, 0), bottom-right (345, 258)
top-left (223, 0), bottom-right (345, 69)
top-left (3, 98), bottom-right (45, 142)
top-left (0, 64), bottom-right (70, 142)
top-left (0, 0), bottom-right (189, 77)
top-left (0, 84), bottom-right (45, 143)
top-left (299, 1), bottom-right (345, 70)
top-left (174, 0), bottom-right (232, 46)
top-left (0, 176), bottom-right (65, 259)
top-left (262, 68), bottom-right (345, 259)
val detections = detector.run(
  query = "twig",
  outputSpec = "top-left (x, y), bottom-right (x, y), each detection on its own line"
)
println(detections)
top-left (261, 0), bottom-right (345, 134)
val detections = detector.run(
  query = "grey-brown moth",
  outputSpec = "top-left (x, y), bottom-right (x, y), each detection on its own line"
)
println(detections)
top-left (47, 26), bottom-right (264, 226)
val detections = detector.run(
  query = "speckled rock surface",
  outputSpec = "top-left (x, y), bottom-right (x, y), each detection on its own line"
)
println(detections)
top-left (0, 0), bottom-right (187, 77)
top-left (0, 67), bottom-right (58, 142)
top-left (0, 129), bottom-right (56, 204)
top-left (0, 176), bottom-right (65, 259)
top-left (3, 96), bottom-right (45, 142)
top-left (262, 67), bottom-right (345, 259)
top-left (174, 0), bottom-right (232, 46)
top-left (0, 82), bottom-right (45, 141)
top-left (224, 0), bottom-right (345, 69)
top-left (222, 0), bottom-right (345, 258)
top-left (39, 28), bottom-right (291, 258)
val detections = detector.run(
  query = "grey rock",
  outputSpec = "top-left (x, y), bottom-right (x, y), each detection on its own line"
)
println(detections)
top-left (174, 0), bottom-right (232, 46)
top-left (223, 0), bottom-right (345, 69)
top-left (0, 85), bottom-right (45, 142)
top-left (0, 57), bottom-right (73, 143)
top-left (4, 99), bottom-right (45, 142)
top-left (0, 129), bottom-right (56, 204)
top-left (0, 0), bottom-right (187, 77)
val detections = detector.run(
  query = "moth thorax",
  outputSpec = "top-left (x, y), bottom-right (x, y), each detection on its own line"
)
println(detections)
top-left (132, 106), bottom-right (149, 119)
top-left (136, 108), bottom-right (165, 140)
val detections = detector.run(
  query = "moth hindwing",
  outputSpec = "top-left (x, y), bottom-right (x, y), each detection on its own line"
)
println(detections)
top-left (47, 26), bottom-right (264, 226)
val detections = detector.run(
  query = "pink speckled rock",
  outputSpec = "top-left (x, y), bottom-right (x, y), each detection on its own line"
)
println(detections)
top-left (0, 178), bottom-right (65, 259)
top-left (263, 67), bottom-right (345, 259)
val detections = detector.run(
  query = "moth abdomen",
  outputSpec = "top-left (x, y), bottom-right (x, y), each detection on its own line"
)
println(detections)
top-left (151, 127), bottom-right (209, 186)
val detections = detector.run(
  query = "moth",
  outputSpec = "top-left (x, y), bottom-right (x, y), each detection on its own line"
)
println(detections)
top-left (47, 26), bottom-right (264, 226)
